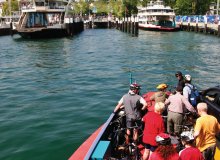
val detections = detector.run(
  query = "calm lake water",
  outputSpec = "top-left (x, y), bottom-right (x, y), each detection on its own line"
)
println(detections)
top-left (0, 29), bottom-right (220, 160)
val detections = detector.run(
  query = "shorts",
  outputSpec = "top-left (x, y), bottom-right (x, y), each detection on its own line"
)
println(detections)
top-left (143, 143), bottom-right (157, 152)
top-left (126, 119), bottom-right (142, 129)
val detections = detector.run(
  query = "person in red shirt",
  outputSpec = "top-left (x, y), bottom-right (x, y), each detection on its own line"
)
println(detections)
top-left (142, 102), bottom-right (165, 160)
top-left (149, 133), bottom-right (179, 160)
top-left (179, 131), bottom-right (204, 160)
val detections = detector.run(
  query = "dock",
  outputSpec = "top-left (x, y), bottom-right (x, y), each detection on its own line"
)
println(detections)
top-left (178, 22), bottom-right (220, 36)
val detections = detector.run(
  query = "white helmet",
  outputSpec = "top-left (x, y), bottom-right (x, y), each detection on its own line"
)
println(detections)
top-left (184, 74), bottom-right (191, 81)
top-left (180, 131), bottom-right (194, 142)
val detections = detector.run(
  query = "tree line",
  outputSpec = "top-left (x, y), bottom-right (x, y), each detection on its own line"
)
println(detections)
top-left (1, 0), bottom-right (216, 17)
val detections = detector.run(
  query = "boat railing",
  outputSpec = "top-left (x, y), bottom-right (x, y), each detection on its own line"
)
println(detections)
top-left (21, 5), bottom-right (66, 12)
top-left (140, 12), bottom-right (175, 16)
top-left (84, 113), bottom-right (115, 160)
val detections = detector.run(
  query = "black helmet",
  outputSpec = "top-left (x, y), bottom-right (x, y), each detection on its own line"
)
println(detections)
top-left (156, 133), bottom-right (171, 145)
top-left (175, 71), bottom-right (182, 77)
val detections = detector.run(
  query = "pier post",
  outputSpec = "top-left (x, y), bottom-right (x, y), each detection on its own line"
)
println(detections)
top-left (108, 21), bottom-right (111, 29)
top-left (218, 21), bottom-right (220, 37)
top-left (70, 17), bottom-right (73, 36)
top-left (127, 17), bottom-right (130, 33)
top-left (134, 17), bottom-right (139, 36)
top-left (195, 17), bottom-right (198, 33)
top-left (89, 21), bottom-right (92, 29)
top-left (122, 18), bottom-right (125, 32)
top-left (204, 16), bottom-right (207, 34)
top-left (125, 18), bottom-right (127, 33)
top-left (187, 17), bottom-right (190, 31)
top-left (131, 20), bottom-right (134, 35)
top-left (180, 17), bottom-right (183, 31)
top-left (116, 18), bottom-right (118, 29)
top-left (65, 17), bottom-right (70, 36)
top-left (10, 22), bottom-right (13, 36)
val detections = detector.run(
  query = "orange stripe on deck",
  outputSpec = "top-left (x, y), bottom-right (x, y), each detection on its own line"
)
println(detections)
top-left (68, 125), bottom-right (103, 160)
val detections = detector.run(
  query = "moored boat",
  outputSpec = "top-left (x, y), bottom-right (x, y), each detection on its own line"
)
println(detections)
top-left (137, 0), bottom-right (180, 32)
top-left (69, 86), bottom-right (220, 160)
top-left (13, 0), bottom-right (74, 38)
top-left (0, 12), bottom-right (20, 36)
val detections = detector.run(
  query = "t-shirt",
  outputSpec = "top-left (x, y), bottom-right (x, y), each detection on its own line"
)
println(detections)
top-left (177, 79), bottom-right (185, 89)
top-left (119, 91), bottom-right (146, 120)
top-left (150, 91), bottom-right (168, 103)
top-left (179, 147), bottom-right (204, 160)
top-left (142, 111), bottom-right (165, 146)
top-left (149, 151), bottom-right (179, 160)
top-left (194, 114), bottom-right (220, 152)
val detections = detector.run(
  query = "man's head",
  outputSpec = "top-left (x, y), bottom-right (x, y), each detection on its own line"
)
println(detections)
top-left (184, 74), bottom-right (192, 83)
top-left (129, 83), bottom-right (141, 94)
top-left (175, 71), bottom-right (183, 80)
top-left (197, 102), bottom-right (208, 115)
top-left (175, 86), bottom-right (183, 93)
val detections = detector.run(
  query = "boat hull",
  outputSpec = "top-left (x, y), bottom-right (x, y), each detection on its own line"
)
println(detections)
top-left (139, 25), bottom-right (180, 32)
top-left (17, 28), bottom-right (68, 39)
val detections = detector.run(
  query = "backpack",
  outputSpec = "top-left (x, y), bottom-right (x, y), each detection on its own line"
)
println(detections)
top-left (187, 85), bottom-right (200, 107)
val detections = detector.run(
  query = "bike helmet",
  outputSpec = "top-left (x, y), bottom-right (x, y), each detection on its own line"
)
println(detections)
top-left (184, 74), bottom-right (191, 81)
top-left (156, 133), bottom-right (171, 145)
top-left (130, 83), bottom-right (141, 91)
top-left (175, 71), bottom-right (182, 77)
top-left (180, 131), bottom-right (194, 142)
top-left (156, 83), bottom-right (168, 90)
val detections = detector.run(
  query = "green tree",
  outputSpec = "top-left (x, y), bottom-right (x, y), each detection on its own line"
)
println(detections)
top-left (2, 0), bottom-right (19, 16)
top-left (175, 0), bottom-right (193, 15)
top-left (71, 0), bottom-right (89, 15)
top-left (109, 0), bottom-right (123, 17)
top-left (122, 0), bottom-right (138, 17)
top-left (175, 0), bottom-right (213, 15)
top-left (195, 0), bottom-right (213, 15)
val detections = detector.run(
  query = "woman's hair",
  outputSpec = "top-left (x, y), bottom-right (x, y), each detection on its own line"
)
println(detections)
top-left (155, 145), bottom-right (177, 160)
top-left (154, 102), bottom-right (165, 113)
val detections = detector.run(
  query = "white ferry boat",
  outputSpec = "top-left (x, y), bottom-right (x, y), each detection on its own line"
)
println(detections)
top-left (14, 0), bottom-right (71, 38)
top-left (137, 0), bottom-right (180, 31)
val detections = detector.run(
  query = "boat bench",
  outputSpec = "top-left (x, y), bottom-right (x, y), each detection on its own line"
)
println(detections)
top-left (91, 140), bottom-right (111, 160)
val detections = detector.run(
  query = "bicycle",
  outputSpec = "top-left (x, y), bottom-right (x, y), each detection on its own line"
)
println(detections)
top-left (110, 110), bottom-right (143, 160)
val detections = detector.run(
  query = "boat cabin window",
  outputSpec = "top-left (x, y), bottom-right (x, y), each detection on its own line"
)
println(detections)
top-left (35, 2), bottom-right (45, 6)
top-left (35, 0), bottom-right (45, 6)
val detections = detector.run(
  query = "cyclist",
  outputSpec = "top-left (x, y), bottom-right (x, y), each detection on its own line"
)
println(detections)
top-left (175, 71), bottom-right (185, 89)
top-left (114, 83), bottom-right (147, 145)
top-left (165, 86), bottom-right (196, 136)
top-left (179, 131), bottom-right (204, 160)
top-left (194, 102), bottom-right (220, 160)
top-left (183, 74), bottom-right (199, 107)
top-left (149, 133), bottom-right (179, 160)
top-left (142, 102), bottom-right (165, 160)
top-left (150, 83), bottom-right (169, 103)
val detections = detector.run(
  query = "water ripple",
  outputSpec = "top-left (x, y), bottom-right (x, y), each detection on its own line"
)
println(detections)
top-left (0, 30), bottom-right (220, 160)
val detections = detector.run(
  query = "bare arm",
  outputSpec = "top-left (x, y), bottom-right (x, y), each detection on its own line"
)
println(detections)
top-left (150, 94), bottom-right (155, 101)
top-left (182, 96), bottom-right (196, 113)
top-left (140, 97), bottom-right (147, 110)
top-left (114, 102), bottom-right (123, 113)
